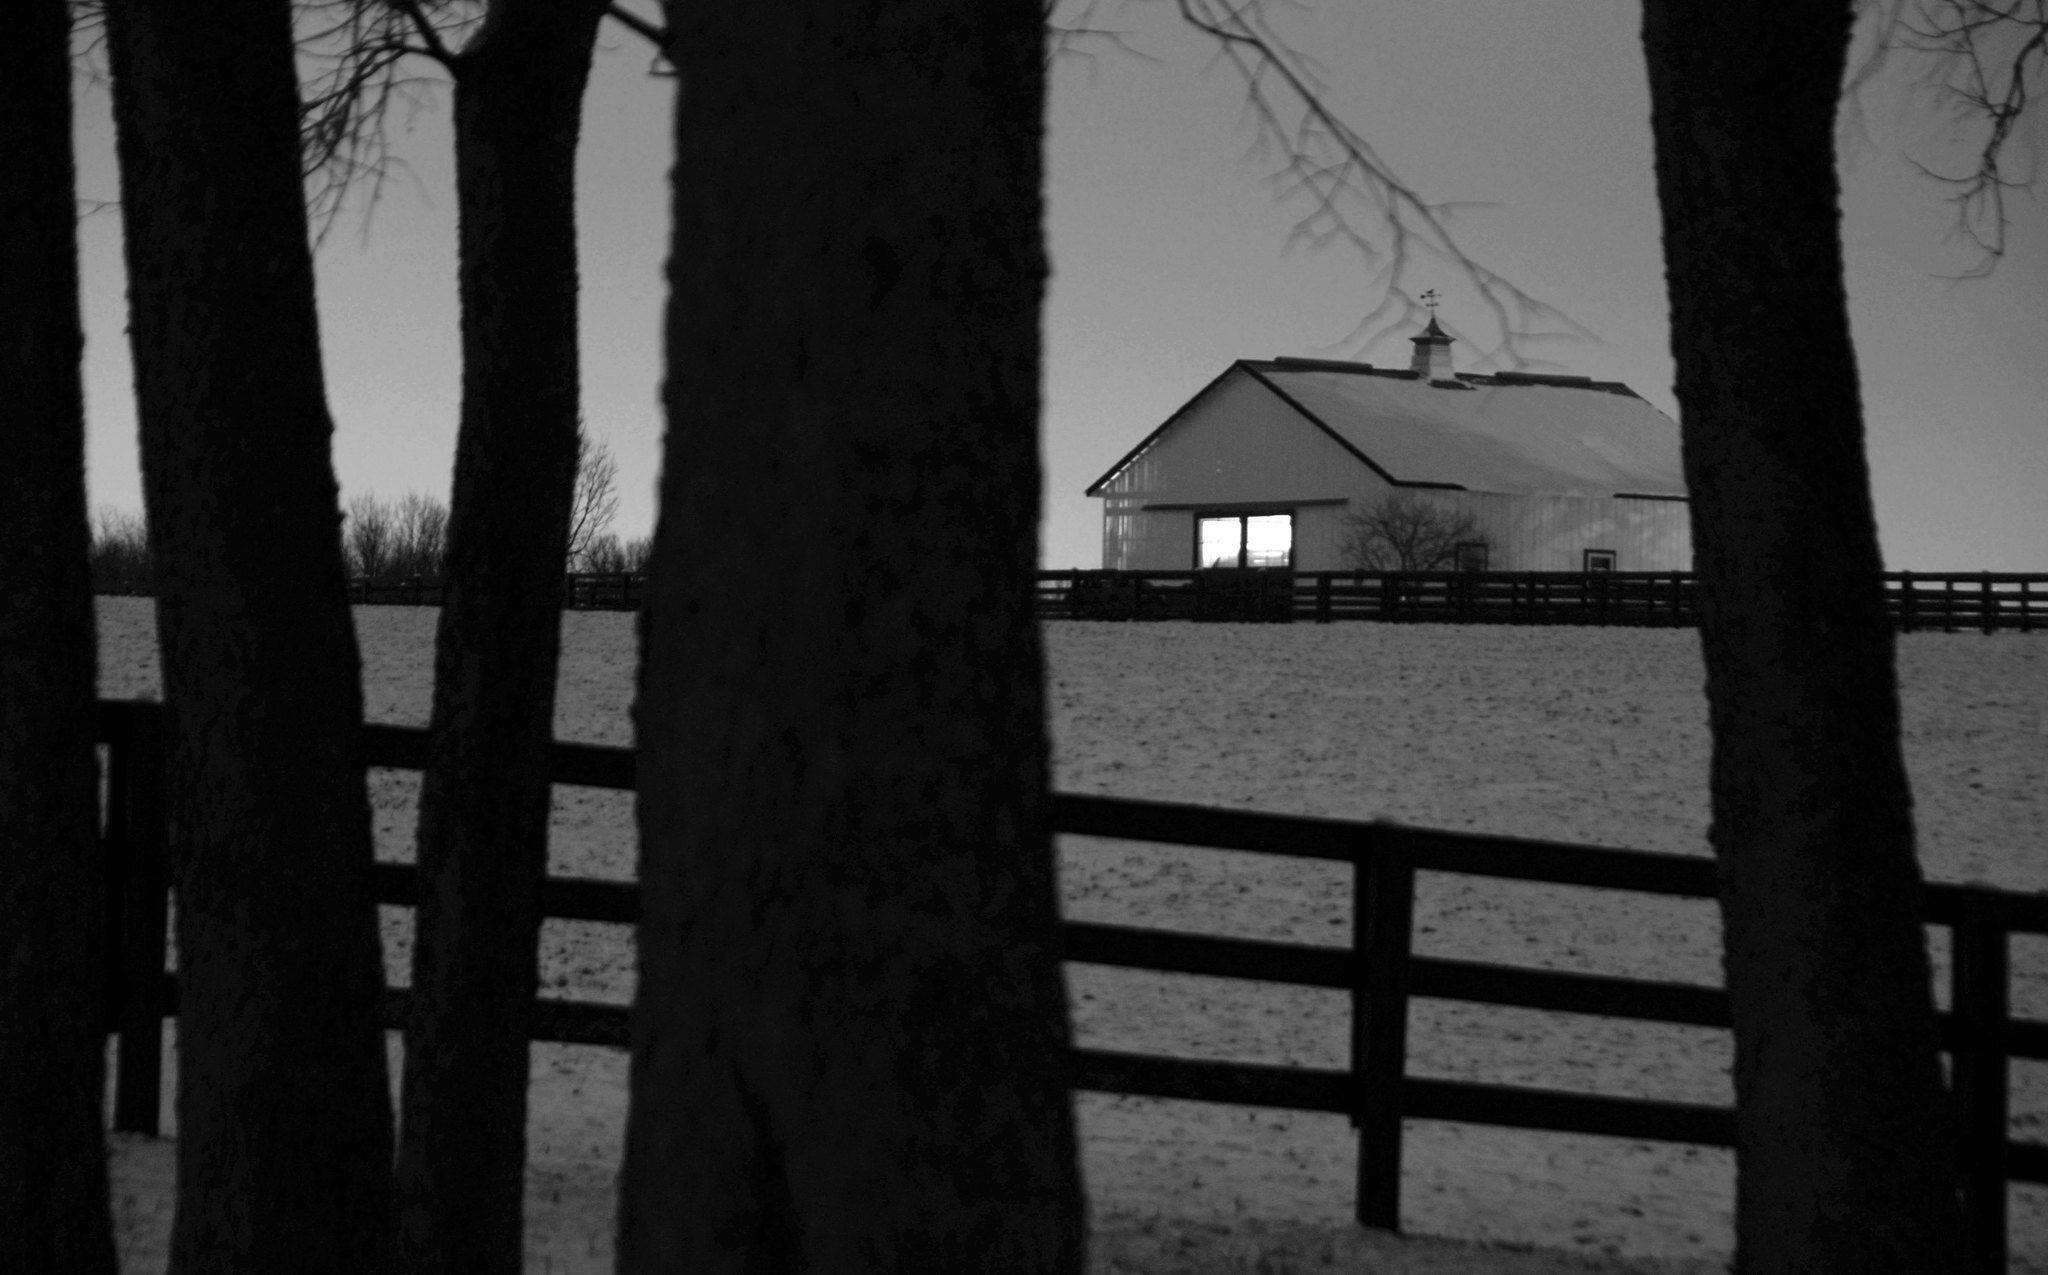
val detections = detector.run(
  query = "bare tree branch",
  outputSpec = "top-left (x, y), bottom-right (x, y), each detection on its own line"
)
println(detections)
top-left (566, 433), bottom-right (621, 569)
top-left (1886, 0), bottom-right (2048, 272)
top-left (295, 1), bottom-right (482, 243)
top-left (1045, 0), bottom-right (1161, 72)
top-left (1072, 0), bottom-right (1593, 367)
top-left (603, 2), bottom-right (667, 50)
top-left (389, 0), bottom-right (461, 63)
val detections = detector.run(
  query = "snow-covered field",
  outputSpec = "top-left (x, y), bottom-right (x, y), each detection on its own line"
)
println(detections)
top-left (95, 598), bottom-right (2048, 1273)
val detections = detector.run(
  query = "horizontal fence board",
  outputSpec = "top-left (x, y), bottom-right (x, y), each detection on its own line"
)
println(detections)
top-left (1070, 1047), bottom-right (1352, 1114)
top-left (1052, 792), bottom-right (1372, 863)
top-left (378, 986), bottom-right (631, 1047)
top-left (370, 860), bottom-right (638, 926)
top-left (1404, 1078), bottom-right (1738, 1146)
top-left (1385, 826), bottom-right (1718, 898)
top-left (2010, 1021), bottom-right (2048, 1063)
top-left (1064, 921), bottom-right (1353, 988)
top-left (539, 875), bottom-right (639, 926)
top-left (1056, 792), bottom-right (1720, 897)
top-left (530, 997), bottom-right (632, 1048)
top-left (1923, 883), bottom-right (2048, 937)
top-left (2009, 1143), bottom-right (2048, 1186)
top-left (360, 723), bottom-right (635, 792)
top-left (1411, 958), bottom-right (1730, 1028)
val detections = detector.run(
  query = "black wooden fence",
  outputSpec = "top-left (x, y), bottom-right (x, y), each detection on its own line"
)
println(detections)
top-left (342, 573), bottom-right (646, 611)
top-left (1038, 569), bottom-right (2048, 631)
top-left (96, 699), bottom-right (2045, 1270)
top-left (329, 570), bottom-right (2048, 630)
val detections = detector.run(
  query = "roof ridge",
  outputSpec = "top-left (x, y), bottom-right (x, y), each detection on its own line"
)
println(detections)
top-left (1264, 357), bottom-right (1640, 398)
top-left (1264, 356), bottom-right (1421, 380)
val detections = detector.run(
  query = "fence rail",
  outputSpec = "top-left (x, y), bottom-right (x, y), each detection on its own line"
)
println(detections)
top-left (1039, 569), bottom-right (2048, 631)
top-left (95, 700), bottom-right (2045, 1270)
top-left (92, 570), bottom-right (2048, 631)
top-left (339, 573), bottom-right (647, 611)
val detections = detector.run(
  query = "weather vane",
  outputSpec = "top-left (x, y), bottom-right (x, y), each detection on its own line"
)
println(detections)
top-left (1420, 289), bottom-right (1440, 314)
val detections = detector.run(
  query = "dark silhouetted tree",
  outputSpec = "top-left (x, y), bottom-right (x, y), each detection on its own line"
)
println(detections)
top-left (311, 3), bottom-right (617, 1270)
top-left (617, 3), bottom-right (1086, 1270)
top-left (1642, 3), bottom-right (1966, 1271)
top-left (104, 0), bottom-right (396, 1268)
top-left (0, 1), bottom-right (119, 1269)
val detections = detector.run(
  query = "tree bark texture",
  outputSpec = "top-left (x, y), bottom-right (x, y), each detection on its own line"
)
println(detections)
top-left (1641, 4), bottom-right (1965, 1271)
top-left (0, 1), bottom-right (120, 1269)
top-left (618, 5), bottom-right (1087, 1271)
top-left (105, 1), bottom-right (396, 1270)
top-left (394, 3), bottom-right (607, 1271)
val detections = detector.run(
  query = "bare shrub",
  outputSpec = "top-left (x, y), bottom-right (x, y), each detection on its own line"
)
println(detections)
top-left (576, 533), bottom-right (653, 577)
top-left (388, 491), bottom-right (449, 579)
top-left (91, 507), bottom-right (153, 595)
top-left (343, 493), bottom-right (393, 579)
top-left (1340, 493), bottom-right (1491, 571)
top-left (344, 492), bottom-right (448, 579)
top-left (566, 434), bottom-right (620, 570)
top-left (579, 535), bottom-right (622, 574)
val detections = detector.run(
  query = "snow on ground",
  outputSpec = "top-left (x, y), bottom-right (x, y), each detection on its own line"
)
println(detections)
top-left (94, 597), bottom-right (2048, 1273)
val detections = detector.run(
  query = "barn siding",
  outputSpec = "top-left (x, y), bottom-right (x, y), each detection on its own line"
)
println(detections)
top-left (1426, 490), bottom-right (1693, 572)
top-left (1094, 369), bottom-right (1693, 572)
top-left (1095, 371), bottom-right (1378, 570)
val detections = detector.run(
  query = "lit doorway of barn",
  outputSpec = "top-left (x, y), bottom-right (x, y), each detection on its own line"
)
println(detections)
top-left (1197, 512), bottom-right (1292, 569)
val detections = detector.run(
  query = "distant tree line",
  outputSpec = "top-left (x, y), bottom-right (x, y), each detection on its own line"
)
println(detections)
top-left (87, 437), bottom-right (649, 594)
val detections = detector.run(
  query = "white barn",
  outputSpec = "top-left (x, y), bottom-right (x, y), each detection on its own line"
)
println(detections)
top-left (1086, 322), bottom-right (1692, 573)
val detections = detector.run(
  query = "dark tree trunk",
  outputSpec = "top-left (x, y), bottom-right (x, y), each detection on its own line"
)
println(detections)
top-left (105, 1), bottom-right (396, 1269)
top-left (616, 6), bottom-right (1086, 1271)
top-left (0, 2), bottom-right (119, 1270)
top-left (1641, 4), bottom-right (1966, 1271)
top-left (393, 2), bottom-right (607, 1271)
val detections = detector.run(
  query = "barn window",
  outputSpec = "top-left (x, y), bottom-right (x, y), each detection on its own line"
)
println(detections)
top-left (1198, 516), bottom-right (1242, 569)
top-left (1197, 512), bottom-right (1293, 569)
top-left (1454, 541), bottom-right (1489, 572)
top-left (1584, 549), bottom-right (1617, 572)
top-left (1244, 515), bottom-right (1292, 568)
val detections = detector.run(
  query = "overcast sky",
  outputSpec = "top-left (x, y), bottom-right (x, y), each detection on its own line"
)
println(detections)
top-left (69, 2), bottom-right (2048, 572)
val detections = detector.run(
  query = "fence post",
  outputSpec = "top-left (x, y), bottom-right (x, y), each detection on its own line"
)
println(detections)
top-left (1383, 573), bottom-right (1399, 623)
top-left (1981, 572), bottom-right (1995, 635)
top-left (1953, 890), bottom-right (2010, 1275)
top-left (107, 705), bottom-right (169, 1136)
top-left (1318, 573), bottom-right (1332, 624)
top-left (1353, 836), bottom-right (1415, 1232)
top-left (2023, 579), bottom-right (2034, 635)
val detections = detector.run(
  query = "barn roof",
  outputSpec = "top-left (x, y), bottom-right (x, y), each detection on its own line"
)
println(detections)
top-left (1085, 357), bottom-right (1687, 500)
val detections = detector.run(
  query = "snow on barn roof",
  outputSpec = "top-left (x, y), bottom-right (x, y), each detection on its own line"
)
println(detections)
top-left (1086, 355), bottom-right (1687, 500)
